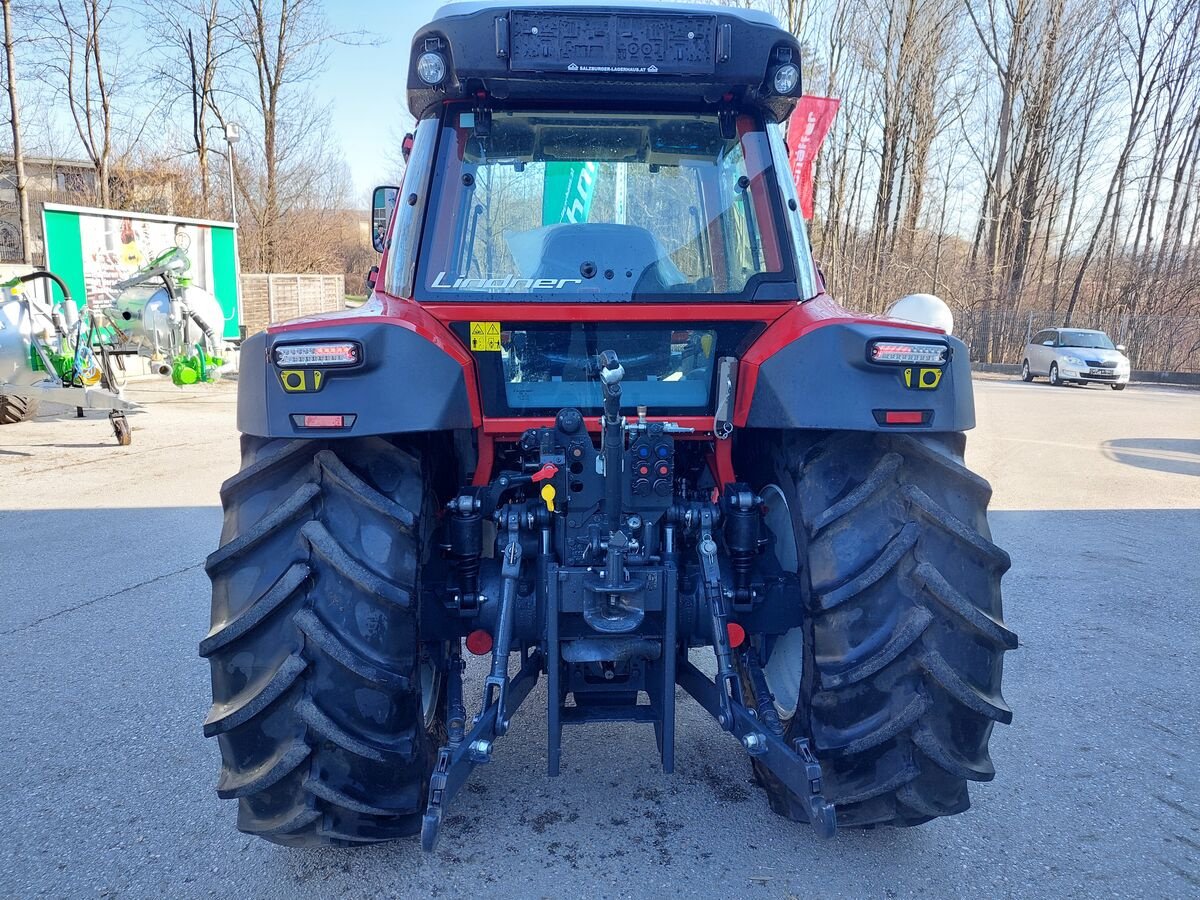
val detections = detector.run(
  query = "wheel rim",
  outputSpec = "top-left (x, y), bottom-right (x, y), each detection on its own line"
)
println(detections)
top-left (1050, 364), bottom-right (1059, 384)
top-left (419, 650), bottom-right (441, 730)
top-left (1022, 362), bottom-right (1029, 379)
top-left (760, 484), bottom-right (805, 722)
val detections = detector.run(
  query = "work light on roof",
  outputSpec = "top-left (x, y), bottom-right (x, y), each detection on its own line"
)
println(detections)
top-left (773, 63), bottom-right (800, 95)
top-left (417, 51), bottom-right (447, 86)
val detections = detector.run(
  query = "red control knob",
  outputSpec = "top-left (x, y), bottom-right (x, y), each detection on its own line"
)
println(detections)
top-left (531, 463), bottom-right (559, 483)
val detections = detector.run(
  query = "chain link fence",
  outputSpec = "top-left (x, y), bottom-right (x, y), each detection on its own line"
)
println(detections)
top-left (955, 307), bottom-right (1200, 373)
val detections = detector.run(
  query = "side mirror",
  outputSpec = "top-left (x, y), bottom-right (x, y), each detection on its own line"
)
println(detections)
top-left (1116, 344), bottom-right (1127, 353)
top-left (371, 185), bottom-right (399, 253)
top-left (1042, 340), bottom-right (1054, 346)
top-left (402, 132), bottom-right (415, 164)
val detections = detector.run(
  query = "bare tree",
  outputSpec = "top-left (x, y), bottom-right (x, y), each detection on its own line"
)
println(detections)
top-left (1, 0), bottom-right (30, 262)
top-left (148, 0), bottom-right (236, 216)
top-left (39, 0), bottom-right (120, 206)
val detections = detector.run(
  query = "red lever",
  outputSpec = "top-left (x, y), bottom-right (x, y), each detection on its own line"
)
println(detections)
top-left (531, 463), bottom-right (559, 483)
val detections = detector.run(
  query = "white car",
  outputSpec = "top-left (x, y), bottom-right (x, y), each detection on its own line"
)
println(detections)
top-left (1021, 328), bottom-right (1130, 390)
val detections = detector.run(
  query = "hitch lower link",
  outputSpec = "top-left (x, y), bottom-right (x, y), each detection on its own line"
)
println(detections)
top-left (422, 517), bottom-right (543, 852)
top-left (676, 519), bottom-right (837, 840)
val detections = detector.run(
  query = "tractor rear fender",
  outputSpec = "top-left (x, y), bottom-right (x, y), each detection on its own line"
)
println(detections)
top-left (734, 294), bottom-right (975, 431)
top-left (236, 294), bottom-right (479, 437)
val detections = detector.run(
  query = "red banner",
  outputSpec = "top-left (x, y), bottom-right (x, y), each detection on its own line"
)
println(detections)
top-left (786, 96), bottom-right (840, 220)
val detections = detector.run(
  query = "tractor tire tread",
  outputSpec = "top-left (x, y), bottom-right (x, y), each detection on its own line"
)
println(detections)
top-left (748, 430), bottom-right (1014, 828)
top-left (0, 394), bottom-right (37, 425)
top-left (203, 435), bottom-right (435, 847)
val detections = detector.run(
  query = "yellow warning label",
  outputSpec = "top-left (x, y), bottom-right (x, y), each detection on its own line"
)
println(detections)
top-left (280, 369), bottom-right (307, 392)
top-left (903, 367), bottom-right (943, 390)
top-left (279, 369), bottom-right (326, 392)
top-left (470, 321), bottom-right (502, 351)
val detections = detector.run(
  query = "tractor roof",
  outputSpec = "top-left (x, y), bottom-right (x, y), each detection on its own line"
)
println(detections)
top-left (407, 2), bottom-right (802, 122)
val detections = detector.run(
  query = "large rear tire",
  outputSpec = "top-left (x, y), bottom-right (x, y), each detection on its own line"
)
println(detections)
top-left (744, 431), bottom-right (1016, 827)
top-left (202, 435), bottom-right (444, 847)
top-left (0, 394), bottom-right (37, 424)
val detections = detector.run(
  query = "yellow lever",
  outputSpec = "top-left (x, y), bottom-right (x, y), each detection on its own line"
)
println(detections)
top-left (540, 482), bottom-right (557, 513)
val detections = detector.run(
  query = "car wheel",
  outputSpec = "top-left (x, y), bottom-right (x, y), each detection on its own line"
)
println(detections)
top-left (1021, 360), bottom-right (1033, 382)
top-left (1111, 383), bottom-right (1126, 391)
top-left (1049, 363), bottom-right (1062, 386)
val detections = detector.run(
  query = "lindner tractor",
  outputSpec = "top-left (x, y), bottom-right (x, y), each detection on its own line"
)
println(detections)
top-left (203, 1), bottom-right (1015, 849)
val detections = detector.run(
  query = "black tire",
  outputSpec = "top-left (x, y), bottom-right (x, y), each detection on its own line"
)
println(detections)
top-left (0, 394), bottom-right (37, 424)
top-left (202, 435), bottom-right (444, 847)
top-left (1020, 360), bottom-right (1033, 382)
top-left (743, 431), bottom-right (1016, 827)
top-left (1111, 383), bottom-right (1126, 391)
top-left (1048, 362), bottom-right (1061, 386)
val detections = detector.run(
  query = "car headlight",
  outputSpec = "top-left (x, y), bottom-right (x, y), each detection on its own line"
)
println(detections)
top-left (1062, 355), bottom-right (1085, 367)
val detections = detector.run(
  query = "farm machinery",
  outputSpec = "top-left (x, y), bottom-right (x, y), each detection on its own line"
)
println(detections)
top-left (0, 247), bottom-right (225, 444)
top-left (202, 1), bottom-right (1015, 850)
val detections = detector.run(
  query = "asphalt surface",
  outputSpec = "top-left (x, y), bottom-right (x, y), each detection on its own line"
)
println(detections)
top-left (1, 377), bottom-right (1197, 899)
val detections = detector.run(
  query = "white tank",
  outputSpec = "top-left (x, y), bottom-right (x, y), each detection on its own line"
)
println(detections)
top-left (886, 293), bottom-right (954, 334)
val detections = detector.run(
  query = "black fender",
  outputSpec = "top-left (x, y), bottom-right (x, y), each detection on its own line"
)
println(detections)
top-left (236, 322), bottom-right (475, 437)
top-left (742, 321), bottom-right (975, 431)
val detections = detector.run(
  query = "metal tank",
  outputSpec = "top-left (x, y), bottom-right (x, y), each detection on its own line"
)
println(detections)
top-left (105, 281), bottom-right (226, 358)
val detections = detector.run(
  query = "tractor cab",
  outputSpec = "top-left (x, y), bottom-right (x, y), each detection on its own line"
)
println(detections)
top-left (375, 1), bottom-right (815, 303)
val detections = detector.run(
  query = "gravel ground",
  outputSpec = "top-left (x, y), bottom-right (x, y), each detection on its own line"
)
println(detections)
top-left (0, 377), bottom-right (1197, 899)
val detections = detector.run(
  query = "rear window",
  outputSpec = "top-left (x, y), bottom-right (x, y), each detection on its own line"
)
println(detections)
top-left (452, 321), bottom-right (763, 415)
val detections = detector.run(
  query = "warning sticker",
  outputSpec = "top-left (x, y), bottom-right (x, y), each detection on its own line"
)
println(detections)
top-left (903, 367), bottom-right (943, 390)
top-left (470, 321), bottom-right (502, 351)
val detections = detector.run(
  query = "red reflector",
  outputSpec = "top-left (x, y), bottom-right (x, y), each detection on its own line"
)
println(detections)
top-left (466, 630), bottom-right (493, 656)
top-left (884, 410), bottom-right (925, 425)
top-left (301, 414), bottom-right (345, 428)
top-left (727, 622), bottom-right (746, 648)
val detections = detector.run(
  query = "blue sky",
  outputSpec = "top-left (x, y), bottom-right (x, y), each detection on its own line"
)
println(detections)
top-left (320, 0), bottom-right (443, 196)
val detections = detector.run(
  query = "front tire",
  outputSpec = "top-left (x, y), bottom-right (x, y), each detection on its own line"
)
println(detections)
top-left (1048, 363), bottom-right (1062, 386)
top-left (1020, 360), bottom-right (1033, 382)
top-left (202, 435), bottom-right (443, 846)
top-left (1111, 383), bottom-right (1126, 391)
top-left (744, 432), bottom-right (1016, 827)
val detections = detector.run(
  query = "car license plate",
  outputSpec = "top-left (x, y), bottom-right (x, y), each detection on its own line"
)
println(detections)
top-left (1089, 368), bottom-right (1114, 376)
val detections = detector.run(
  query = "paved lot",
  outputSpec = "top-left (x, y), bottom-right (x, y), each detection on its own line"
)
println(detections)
top-left (1, 377), bottom-right (1198, 899)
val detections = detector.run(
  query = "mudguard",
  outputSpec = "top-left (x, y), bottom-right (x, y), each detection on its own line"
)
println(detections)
top-left (736, 301), bottom-right (975, 432)
top-left (236, 304), bottom-right (477, 438)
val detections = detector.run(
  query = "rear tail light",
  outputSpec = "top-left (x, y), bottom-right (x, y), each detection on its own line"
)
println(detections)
top-left (873, 409), bottom-right (931, 426)
top-left (289, 414), bottom-right (356, 429)
top-left (273, 341), bottom-right (361, 367)
top-left (868, 340), bottom-right (948, 366)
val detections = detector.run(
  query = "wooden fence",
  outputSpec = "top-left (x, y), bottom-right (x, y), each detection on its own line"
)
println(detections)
top-left (239, 273), bottom-right (345, 335)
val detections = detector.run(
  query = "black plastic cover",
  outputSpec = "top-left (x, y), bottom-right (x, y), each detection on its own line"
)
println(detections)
top-left (236, 324), bottom-right (474, 438)
top-left (745, 323), bottom-right (976, 432)
top-left (408, 3), bottom-right (802, 121)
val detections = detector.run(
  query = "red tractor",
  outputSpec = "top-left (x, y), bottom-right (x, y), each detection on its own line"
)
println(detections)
top-left (202, 1), bottom-right (1015, 850)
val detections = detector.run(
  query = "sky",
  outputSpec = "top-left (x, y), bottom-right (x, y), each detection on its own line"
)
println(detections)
top-left (318, 0), bottom-right (444, 198)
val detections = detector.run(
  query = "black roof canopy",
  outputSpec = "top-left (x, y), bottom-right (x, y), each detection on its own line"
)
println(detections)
top-left (407, 2), bottom-right (803, 121)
